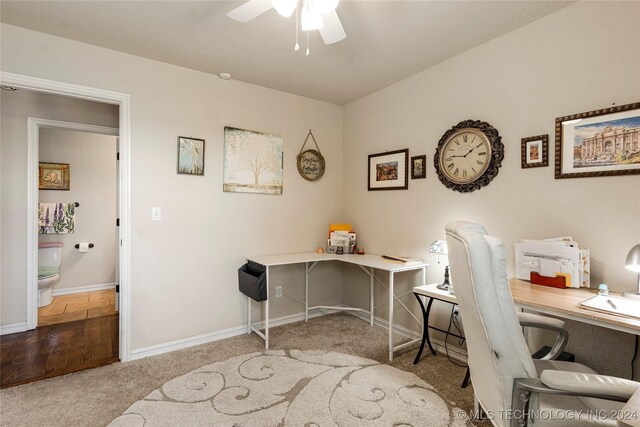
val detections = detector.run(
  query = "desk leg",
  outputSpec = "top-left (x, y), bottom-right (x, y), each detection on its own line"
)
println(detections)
top-left (462, 368), bottom-right (471, 388)
top-left (413, 294), bottom-right (436, 364)
top-left (389, 271), bottom-right (394, 361)
top-left (370, 267), bottom-right (374, 326)
top-left (305, 262), bottom-right (309, 322)
top-left (265, 266), bottom-right (270, 350)
top-left (247, 297), bottom-right (251, 334)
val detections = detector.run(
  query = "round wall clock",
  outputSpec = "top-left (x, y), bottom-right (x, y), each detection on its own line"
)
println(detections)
top-left (434, 119), bottom-right (504, 193)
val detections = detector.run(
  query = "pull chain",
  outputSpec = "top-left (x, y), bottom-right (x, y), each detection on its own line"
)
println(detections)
top-left (294, 2), bottom-right (300, 51)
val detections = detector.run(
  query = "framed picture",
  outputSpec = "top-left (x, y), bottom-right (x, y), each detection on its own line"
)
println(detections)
top-left (521, 134), bottom-right (548, 168)
top-left (39, 162), bottom-right (70, 190)
top-left (411, 155), bottom-right (426, 179)
top-left (223, 126), bottom-right (283, 195)
top-left (367, 149), bottom-right (409, 191)
top-left (177, 136), bottom-right (205, 175)
top-left (555, 102), bottom-right (640, 179)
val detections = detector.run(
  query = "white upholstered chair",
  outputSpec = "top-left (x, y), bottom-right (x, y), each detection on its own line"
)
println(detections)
top-left (445, 220), bottom-right (639, 427)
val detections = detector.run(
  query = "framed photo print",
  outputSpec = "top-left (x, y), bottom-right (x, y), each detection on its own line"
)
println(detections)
top-left (367, 149), bottom-right (409, 191)
top-left (39, 162), bottom-right (70, 190)
top-left (521, 134), bottom-right (548, 168)
top-left (177, 136), bottom-right (205, 175)
top-left (555, 102), bottom-right (640, 179)
top-left (411, 155), bottom-right (426, 179)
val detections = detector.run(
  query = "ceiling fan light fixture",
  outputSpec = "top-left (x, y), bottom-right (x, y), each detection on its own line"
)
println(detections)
top-left (271, 0), bottom-right (297, 18)
top-left (301, 0), bottom-right (323, 31)
top-left (318, 0), bottom-right (339, 14)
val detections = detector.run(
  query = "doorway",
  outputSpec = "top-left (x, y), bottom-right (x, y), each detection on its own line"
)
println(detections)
top-left (0, 72), bottom-right (131, 365)
top-left (36, 125), bottom-right (119, 329)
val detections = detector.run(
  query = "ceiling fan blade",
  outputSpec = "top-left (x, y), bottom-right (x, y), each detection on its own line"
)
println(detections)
top-left (319, 10), bottom-right (346, 45)
top-left (227, 0), bottom-right (273, 23)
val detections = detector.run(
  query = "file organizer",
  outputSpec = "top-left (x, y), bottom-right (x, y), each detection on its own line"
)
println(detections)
top-left (238, 261), bottom-right (267, 301)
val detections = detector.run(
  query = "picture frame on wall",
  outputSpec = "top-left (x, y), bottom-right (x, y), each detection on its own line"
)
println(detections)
top-left (177, 136), bottom-right (205, 176)
top-left (411, 155), bottom-right (427, 179)
top-left (223, 126), bottom-right (284, 195)
top-left (367, 149), bottom-right (409, 191)
top-left (555, 102), bottom-right (640, 179)
top-left (521, 134), bottom-right (548, 168)
top-left (39, 162), bottom-right (70, 190)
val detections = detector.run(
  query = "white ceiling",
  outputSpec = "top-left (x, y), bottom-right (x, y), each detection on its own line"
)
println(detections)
top-left (0, 1), bottom-right (572, 105)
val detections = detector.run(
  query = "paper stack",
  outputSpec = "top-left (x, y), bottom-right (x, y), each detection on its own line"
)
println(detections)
top-left (515, 236), bottom-right (590, 288)
top-left (326, 224), bottom-right (356, 254)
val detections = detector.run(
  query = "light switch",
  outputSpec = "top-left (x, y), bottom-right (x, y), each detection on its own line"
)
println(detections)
top-left (151, 207), bottom-right (162, 221)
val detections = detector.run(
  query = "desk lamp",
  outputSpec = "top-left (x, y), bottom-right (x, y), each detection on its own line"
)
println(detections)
top-left (429, 240), bottom-right (450, 291)
top-left (624, 244), bottom-right (640, 300)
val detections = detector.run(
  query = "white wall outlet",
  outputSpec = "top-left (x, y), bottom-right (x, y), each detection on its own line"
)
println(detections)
top-left (452, 306), bottom-right (460, 317)
top-left (275, 286), bottom-right (283, 297)
top-left (151, 207), bottom-right (161, 221)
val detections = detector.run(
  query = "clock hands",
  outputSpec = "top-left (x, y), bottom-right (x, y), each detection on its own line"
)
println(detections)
top-left (461, 136), bottom-right (478, 158)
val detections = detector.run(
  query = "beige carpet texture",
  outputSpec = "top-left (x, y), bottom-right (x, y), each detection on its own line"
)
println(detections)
top-left (0, 314), bottom-right (484, 426)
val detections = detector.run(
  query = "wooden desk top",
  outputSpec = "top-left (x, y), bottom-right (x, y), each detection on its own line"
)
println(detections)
top-left (509, 278), bottom-right (640, 335)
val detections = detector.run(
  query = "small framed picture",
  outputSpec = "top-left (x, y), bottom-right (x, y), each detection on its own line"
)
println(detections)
top-left (521, 134), bottom-right (548, 169)
top-left (411, 155), bottom-right (426, 179)
top-left (367, 149), bottom-right (409, 191)
top-left (39, 162), bottom-right (70, 190)
top-left (177, 136), bottom-right (205, 176)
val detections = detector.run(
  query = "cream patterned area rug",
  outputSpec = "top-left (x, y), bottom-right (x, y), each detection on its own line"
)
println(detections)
top-left (110, 349), bottom-right (470, 426)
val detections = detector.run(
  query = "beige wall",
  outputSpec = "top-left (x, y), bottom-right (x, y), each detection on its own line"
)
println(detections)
top-left (342, 1), bottom-right (640, 377)
top-left (39, 128), bottom-right (118, 291)
top-left (1, 2), bottom-right (638, 378)
top-left (1, 89), bottom-right (119, 325)
top-left (0, 23), bottom-right (345, 348)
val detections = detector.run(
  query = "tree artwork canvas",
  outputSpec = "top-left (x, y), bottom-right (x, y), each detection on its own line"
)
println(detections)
top-left (223, 127), bottom-right (284, 195)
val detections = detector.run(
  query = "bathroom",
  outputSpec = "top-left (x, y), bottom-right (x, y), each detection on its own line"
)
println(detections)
top-left (38, 126), bottom-right (119, 327)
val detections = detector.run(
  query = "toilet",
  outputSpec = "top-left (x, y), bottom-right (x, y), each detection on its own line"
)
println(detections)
top-left (38, 242), bottom-right (63, 307)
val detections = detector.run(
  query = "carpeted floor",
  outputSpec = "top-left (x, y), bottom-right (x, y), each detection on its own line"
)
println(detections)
top-left (0, 314), bottom-right (486, 426)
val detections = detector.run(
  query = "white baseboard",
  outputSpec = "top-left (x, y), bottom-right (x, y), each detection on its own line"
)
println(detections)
top-left (129, 305), bottom-right (468, 364)
top-left (52, 282), bottom-right (116, 296)
top-left (348, 310), bottom-right (468, 364)
top-left (1, 322), bottom-right (27, 335)
top-left (430, 336), bottom-right (468, 364)
top-left (130, 307), bottom-right (342, 361)
top-left (130, 324), bottom-right (248, 361)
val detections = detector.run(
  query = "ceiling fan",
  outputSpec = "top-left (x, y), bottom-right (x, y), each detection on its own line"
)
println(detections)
top-left (227, 0), bottom-right (346, 46)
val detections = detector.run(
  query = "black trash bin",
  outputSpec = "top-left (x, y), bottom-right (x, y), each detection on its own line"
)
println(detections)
top-left (238, 261), bottom-right (267, 302)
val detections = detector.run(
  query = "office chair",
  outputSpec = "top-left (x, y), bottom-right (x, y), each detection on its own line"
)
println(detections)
top-left (445, 221), bottom-right (639, 427)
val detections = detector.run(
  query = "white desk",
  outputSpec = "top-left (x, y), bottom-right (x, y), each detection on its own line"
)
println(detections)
top-left (245, 252), bottom-right (428, 361)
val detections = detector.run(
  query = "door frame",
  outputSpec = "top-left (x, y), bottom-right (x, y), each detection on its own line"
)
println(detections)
top-left (28, 119), bottom-right (119, 321)
top-left (1, 71), bottom-right (132, 362)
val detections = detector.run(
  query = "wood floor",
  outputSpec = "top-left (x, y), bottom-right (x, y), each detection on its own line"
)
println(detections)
top-left (1, 291), bottom-right (119, 388)
top-left (38, 289), bottom-right (117, 327)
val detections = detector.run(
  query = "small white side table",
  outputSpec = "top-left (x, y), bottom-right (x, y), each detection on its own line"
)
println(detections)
top-left (413, 283), bottom-right (470, 388)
